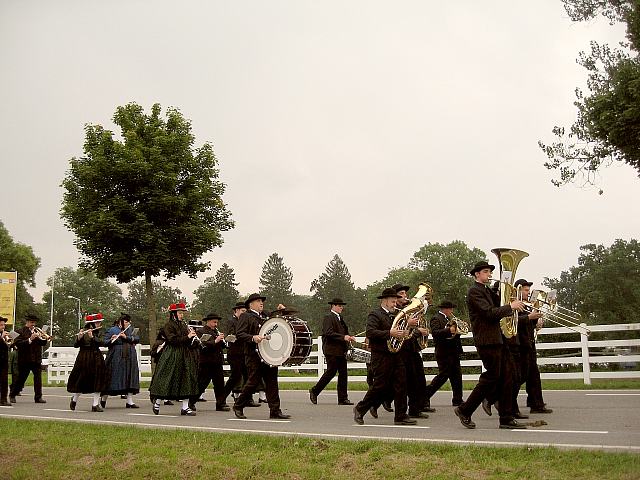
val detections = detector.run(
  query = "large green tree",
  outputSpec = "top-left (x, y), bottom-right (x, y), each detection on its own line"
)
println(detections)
top-left (539, 0), bottom-right (640, 192)
top-left (309, 255), bottom-right (368, 334)
top-left (60, 103), bottom-right (233, 343)
top-left (258, 253), bottom-right (294, 312)
top-left (42, 267), bottom-right (125, 345)
top-left (191, 263), bottom-right (240, 319)
top-left (124, 279), bottom-right (183, 344)
top-left (0, 220), bottom-right (41, 325)
top-left (544, 239), bottom-right (640, 324)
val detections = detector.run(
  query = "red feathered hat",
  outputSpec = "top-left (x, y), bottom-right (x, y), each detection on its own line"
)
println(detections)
top-left (169, 303), bottom-right (188, 312)
top-left (85, 313), bottom-right (104, 323)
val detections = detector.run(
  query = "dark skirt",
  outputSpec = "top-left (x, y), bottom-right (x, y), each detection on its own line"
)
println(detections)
top-left (67, 347), bottom-right (110, 394)
top-left (103, 343), bottom-right (140, 395)
top-left (148, 344), bottom-right (198, 400)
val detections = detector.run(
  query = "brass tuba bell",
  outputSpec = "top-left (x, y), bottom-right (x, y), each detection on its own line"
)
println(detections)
top-left (491, 248), bottom-right (529, 338)
top-left (388, 283), bottom-right (433, 353)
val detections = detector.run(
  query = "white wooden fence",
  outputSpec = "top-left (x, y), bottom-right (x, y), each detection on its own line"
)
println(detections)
top-left (45, 322), bottom-right (639, 386)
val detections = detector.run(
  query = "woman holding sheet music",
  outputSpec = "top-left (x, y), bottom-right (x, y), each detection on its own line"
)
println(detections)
top-left (101, 313), bottom-right (141, 409)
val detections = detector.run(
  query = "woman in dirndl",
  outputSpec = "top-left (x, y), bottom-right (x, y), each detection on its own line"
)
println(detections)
top-left (101, 313), bottom-right (140, 409)
top-left (67, 313), bottom-right (110, 412)
top-left (148, 303), bottom-right (199, 416)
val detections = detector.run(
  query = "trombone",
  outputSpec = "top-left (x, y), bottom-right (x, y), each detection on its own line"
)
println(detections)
top-left (526, 289), bottom-right (590, 336)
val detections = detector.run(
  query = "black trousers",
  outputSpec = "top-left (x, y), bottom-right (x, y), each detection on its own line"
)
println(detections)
top-left (198, 362), bottom-right (226, 406)
top-left (525, 347), bottom-right (545, 408)
top-left (508, 344), bottom-right (527, 414)
top-left (356, 351), bottom-right (407, 422)
top-left (234, 352), bottom-right (280, 413)
top-left (10, 361), bottom-right (43, 400)
top-left (311, 354), bottom-right (348, 402)
top-left (402, 350), bottom-right (426, 415)
top-left (224, 352), bottom-right (247, 398)
top-left (0, 363), bottom-right (8, 402)
top-left (459, 344), bottom-right (514, 422)
top-left (424, 353), bottom-right (463, 405)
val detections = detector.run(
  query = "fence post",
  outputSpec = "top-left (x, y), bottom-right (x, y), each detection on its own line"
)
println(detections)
top-left (316, 337), bottom-right (325, 381)
top-left (580, 324), bottom-right (591, 385)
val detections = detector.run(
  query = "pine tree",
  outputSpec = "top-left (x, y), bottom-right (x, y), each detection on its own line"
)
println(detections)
top-left (259, 253), bottom-right (294, 311)
top-left (191, 263), bottom-right (240, 318)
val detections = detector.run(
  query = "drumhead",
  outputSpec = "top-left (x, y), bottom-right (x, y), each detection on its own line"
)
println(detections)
top-left (258, 317), bottom-right (295, 366)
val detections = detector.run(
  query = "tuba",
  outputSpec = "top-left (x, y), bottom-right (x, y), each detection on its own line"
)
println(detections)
top-left (388, 283), bottom-right (433, 353)
top-left (491, 248), bottom-right (529, 338)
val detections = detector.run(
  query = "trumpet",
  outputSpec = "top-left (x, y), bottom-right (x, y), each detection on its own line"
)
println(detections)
top-left (34, 326), bottom-right (52, 341)
top-left (446, 315), bottom-right (470, 335)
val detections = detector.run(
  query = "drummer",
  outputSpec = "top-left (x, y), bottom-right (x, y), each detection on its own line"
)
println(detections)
top-left (232, 293), bottom-right (291, 420)
top-left (309, 298), bottom-right (355, 405)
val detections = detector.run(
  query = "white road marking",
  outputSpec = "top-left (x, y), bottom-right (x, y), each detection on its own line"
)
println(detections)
top-left (228, 418), bottom-right (291, 423)
top-left (585, 393), bottom-right (640, 396)
top-left (514, 429), bottom-right (608, 434)
top-left (0, 412), bottom-right (637, 452)
top-left (127, 413), bottom-right (178, 418)
top-left (45, 408), bottom-right (89, 413)
top-left (354, 424), bottom-right (431, 429)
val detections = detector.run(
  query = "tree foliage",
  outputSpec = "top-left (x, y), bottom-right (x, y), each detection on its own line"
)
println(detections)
top-left (0, 220), bottom-right (41, 323)
top-left (544, 239), bottom-right (640, 324)
top-left (259, 253), bottom-right (294, 311)
top-left (191, 263), bottom-right (240, 319)
top-left (539, 0), bottom-right (640, 192)
top-left (309, 255), bottom-right (368, 334)
top-left (60, 102), bottom-right (233, 342)
top-left (42, 267), bottom-right (125, 345)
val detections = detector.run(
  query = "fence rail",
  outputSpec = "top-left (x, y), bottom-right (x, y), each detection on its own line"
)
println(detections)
top-left (45, 322), bottom-right (639, 385)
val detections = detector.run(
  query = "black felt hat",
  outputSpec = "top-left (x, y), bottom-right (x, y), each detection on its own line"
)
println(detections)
top-left (244, 293), bottom-right (267, 307)
top-left (24, 313), bottom-right (40, 322)
top-left (469, 261), bottom-right (495, 276)
top-left (377, 287), bottom-right (401, 299)
top-left (202, 313), bottom-right (222, 322)
top-left (514, 279), bottom-right (533, 288)
top-left (437, 301), bottom-right (457, 309)
top-left (328, 298), bottom-right (347, 305)
top-left (232, 302), bottom-right (246, 311)
top-left (391, 283), bottom-right (410, 294)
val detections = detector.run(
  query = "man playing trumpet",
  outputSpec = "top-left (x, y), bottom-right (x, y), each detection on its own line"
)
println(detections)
top-left (9, 313), bottom-right (49, 404)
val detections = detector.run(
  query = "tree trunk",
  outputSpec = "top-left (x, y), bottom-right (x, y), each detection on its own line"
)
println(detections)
top-left (145, 270), bottom-right (157, 374)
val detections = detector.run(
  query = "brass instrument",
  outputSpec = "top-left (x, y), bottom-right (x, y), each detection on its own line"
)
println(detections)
top-left (491, 248), bottom-right (529, 338)
top-left (528, 289), bottom-right (590, 336)
top-left (447, 314), bottom-right (470, 335)
top-left (1, 330), bottom-right (17, 346)
top-left (34, 326), bottom-right (52, 341)
top-left (388, 282), bottom-right (433, 353)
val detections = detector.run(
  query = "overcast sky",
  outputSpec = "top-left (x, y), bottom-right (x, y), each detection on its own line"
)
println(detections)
top-left (1, 1), bottom-right (639, 305)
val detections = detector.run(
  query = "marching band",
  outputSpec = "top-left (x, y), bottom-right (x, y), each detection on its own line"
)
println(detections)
top-left (1, 249), bottom-right (570, 432)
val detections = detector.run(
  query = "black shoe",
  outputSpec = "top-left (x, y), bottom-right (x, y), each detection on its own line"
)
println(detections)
top-left (9, 396), bottom-right (16, 404)
top-left (197, 398), bottom-right (207, 402)
top-left (422, 406), bottom-right (436, 413)
top-left (246, 400), bottom-right (261, 407)
top-left (269, 410), bottom-right (291, 419)
top-left (233, 406), bottom-right (246, 419)
top-left (91, 405), bottom-right (103, 412)
top-left (126, 403), bottom-right (139, 409)
top-left (181, 408), bottom-right (196, 416)
top-left (69, 398), bottom-right (76, 411)
top-left (514, 412), bottom-right (529, 419)
top-left (530, 407), bottom-right (553, 414)
top-left (153, 404), bottom-right (160, 415)
top-left (382, 400), bottom-right (393, 412)
top-left (100, 399), bottom-right (106, 408)
top-left (452, 400), bottom-right (463, 407)
top-left (0, 400), bottom-right (12, 407)
top-left (481, 398), bottom-right (492, 416)
top-left (454, 406), bottom-right (476, 429)
top-left (309, 389), bottom-right (317, 405)
top-left (35, 398), bottom-right (46, 404)
top-left (353, 406), bottom-right (364, 425)
top-left (500, 419), bottom-right (526, 429)
top-left (369, 406), bottom-right (378, 418)
top-left (216, 404), bottom-right (231, 412)
top-left (394, 416), bottom-right (417, 425)
top-left (338, 400), bottom-right (354, 405)
top-left (408, 411), bottom-right (429, 419)
top-left (188, 403), bottom-right (197, 412)
top-left (163, 400), bottom-right (174, 406)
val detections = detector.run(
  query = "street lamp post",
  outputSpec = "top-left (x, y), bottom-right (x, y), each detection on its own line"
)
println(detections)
top-left (67, 296), bottom-right (81, 330)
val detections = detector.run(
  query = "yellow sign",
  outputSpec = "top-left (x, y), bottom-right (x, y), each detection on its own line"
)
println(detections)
top-left (0, 271), bottom-right (17, 326)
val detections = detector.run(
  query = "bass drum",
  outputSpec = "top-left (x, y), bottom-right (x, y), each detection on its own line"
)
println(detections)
top-left (257, 316), bottom-right (313, 367)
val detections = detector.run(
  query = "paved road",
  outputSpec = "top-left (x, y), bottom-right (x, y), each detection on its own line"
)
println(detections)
top-left (2, 387), bottom-right (639, 452)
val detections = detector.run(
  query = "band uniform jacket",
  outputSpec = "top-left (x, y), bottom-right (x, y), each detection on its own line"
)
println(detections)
top-left (430, 312), bottom-right (463, 358)
top-left (199, 325), bottom-right (225, 364)
top-left (235, 310), bottom-right (266, 355)
top-left (366, 307), bottom-right (395, 354)
top-left (0, 332), bottom-right (9, 366)
top-left (466, 282), bottom-right (514, 346)
top-left (13, 326), bottom-right (47, 364)
top-left (517, 312), bottom-right (537, 350)
top-left (321, 312), bottom-right (350, 357)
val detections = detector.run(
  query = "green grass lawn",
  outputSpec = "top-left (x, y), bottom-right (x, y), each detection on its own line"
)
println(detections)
top-left (0, 420), bottom-right (638, 480)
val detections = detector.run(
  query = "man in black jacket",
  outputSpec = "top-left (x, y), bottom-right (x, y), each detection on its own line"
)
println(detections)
top-left (309, 298), bottom-right (355, 405)
top-left (454, 261), bottom-right (525, 429)
top-left (223, 302), bottom-right (256, 404)
top-left (197, 313), bottom-right (230, 411)
top-left (9, 313), bottom-right (48, 404)
top-left (353, 288), bottom-right (417, 426)
top-left (0, 316), bottom-right (12, 406)
top-left (424, 301), bottom-right (464, 408)
top-left (232, 294), bottom-right (290, 420)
